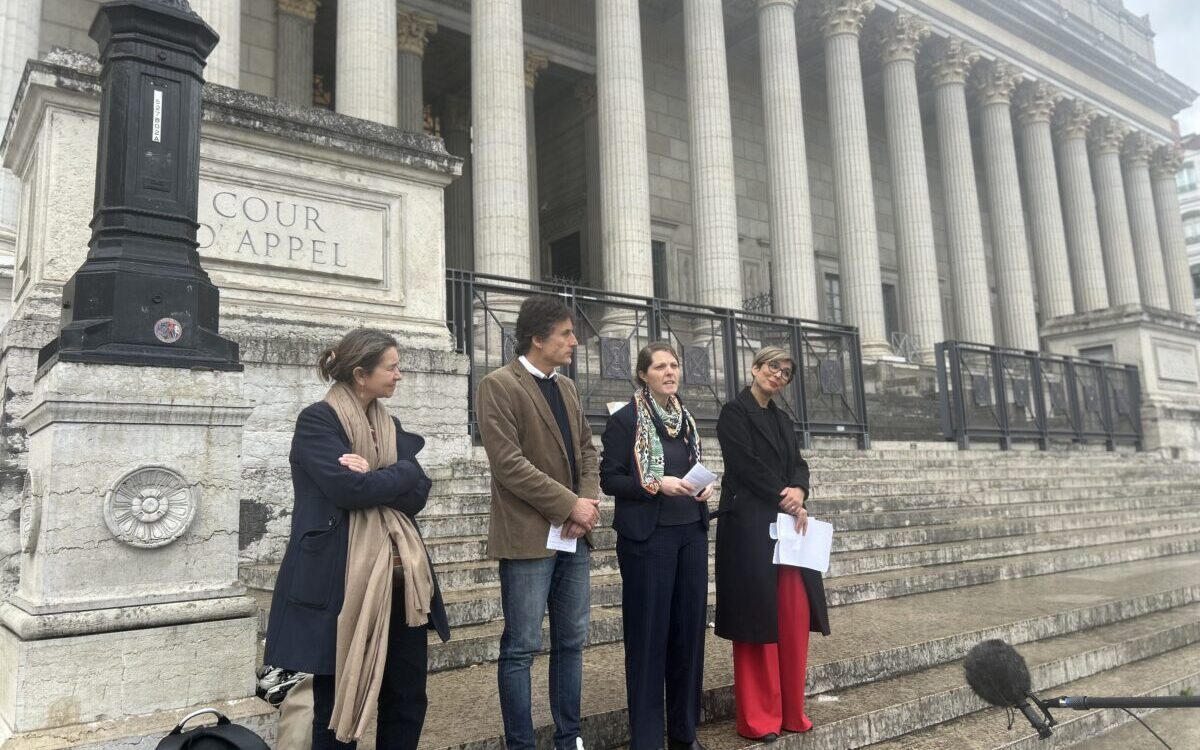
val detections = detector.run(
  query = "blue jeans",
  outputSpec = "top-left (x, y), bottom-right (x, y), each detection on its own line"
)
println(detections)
top-left (497, 544), bottom-right (591, 750)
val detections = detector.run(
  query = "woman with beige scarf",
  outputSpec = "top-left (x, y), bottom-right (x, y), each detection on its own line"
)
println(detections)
top-left (264, 328), bottom-right (450, 750)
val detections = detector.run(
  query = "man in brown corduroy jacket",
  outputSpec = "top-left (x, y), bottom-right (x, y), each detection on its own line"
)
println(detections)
top-left (477, 295), bottom-right (600, 750)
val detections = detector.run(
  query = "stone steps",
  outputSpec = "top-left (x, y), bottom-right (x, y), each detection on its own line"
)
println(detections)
top-left (399, 555), bottom-right (1200, 750)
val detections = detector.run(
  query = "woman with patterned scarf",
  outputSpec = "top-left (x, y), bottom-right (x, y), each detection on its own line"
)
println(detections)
top-left (600, 342), bottom-right (715, 750)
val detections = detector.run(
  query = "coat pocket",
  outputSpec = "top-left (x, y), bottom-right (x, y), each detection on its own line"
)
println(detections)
top-left (286, 523), bottom-right (339, 608)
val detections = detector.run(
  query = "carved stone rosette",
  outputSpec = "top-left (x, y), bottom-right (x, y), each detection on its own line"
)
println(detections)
top-left (1053, 99), bottom-right (1097, 140)
top-left (1014, 80), bottom-right (1062, 126)
top-left (927, 37), bottom-right (979, 87)
top-left (525, 51), bottom-right (550, 89)
top-left (277, 0), bottom-right (318, 21)
top-left (1150, 143), bottom-right (1184, 179)
top-left (973, 59), bottom-right (1023, 106)
top-left (397, 11), bottom-right (438, 57)
top-left (876, 9), bottom-right (929, 64)
top-left (818, 0), bottom-right (875, 39)
top-left (1088, 116), bottom-right (1130, 155)
top-left (103, 466), bottom-right (196, 549)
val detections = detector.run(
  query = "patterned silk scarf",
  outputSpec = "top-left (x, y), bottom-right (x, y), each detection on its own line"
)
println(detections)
top-left (633, 385), bottom-right (701, 494)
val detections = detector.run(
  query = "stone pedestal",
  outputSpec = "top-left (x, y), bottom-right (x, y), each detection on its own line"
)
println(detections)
top-left (1042, 308), bottom-right (1200, 459)
top-left (0, 362), bottom-right (260, 743)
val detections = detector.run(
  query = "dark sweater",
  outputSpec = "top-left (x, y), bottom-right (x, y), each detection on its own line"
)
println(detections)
top-left (657, 429), bottom-right (702, 526)
top-left (534, 375), bottom-right (578, 491)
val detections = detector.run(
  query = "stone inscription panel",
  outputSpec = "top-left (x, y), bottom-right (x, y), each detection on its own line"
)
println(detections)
top-left (197, 178), bottom-right (387, 282)
top-left (1154, 342), bottom-right (1200, 384)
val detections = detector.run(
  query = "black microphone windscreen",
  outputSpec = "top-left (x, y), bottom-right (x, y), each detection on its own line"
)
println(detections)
top-left (964, 639), bottom-right (1033, 707)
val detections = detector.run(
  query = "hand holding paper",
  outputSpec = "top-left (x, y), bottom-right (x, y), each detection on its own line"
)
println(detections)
top-left (769, 513), bottom-right (832, 573)
top-left (682, 462), bottom-right (718, 494)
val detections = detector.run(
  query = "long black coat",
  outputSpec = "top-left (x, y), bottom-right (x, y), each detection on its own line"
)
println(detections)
top-left (713, 388), bottom-right (830, 643)
top-left (264, 401), bottom-right (451, 676)
top-left (599, 400), bottom-right (710, 542)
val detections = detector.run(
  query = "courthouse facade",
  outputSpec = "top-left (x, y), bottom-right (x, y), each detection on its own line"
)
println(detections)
top-left (2, 0), bottom-right (1198, 367)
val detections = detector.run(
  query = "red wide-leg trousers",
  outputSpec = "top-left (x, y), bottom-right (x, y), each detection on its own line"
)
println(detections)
top-left (731, 566), bottom-right (813, 738)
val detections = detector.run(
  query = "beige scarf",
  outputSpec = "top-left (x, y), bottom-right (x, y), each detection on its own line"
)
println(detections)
top-left (325, 381), bottom-right (435, 743)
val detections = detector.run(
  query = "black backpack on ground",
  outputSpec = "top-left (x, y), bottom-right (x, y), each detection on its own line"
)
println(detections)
top-left (155, 709), bottom-right (270, 750)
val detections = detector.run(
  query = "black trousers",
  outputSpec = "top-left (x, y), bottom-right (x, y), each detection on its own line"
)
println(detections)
top-left (311, 577), bottom-right (430, 750)
top-left (617, 521), bottom-right (709, 750)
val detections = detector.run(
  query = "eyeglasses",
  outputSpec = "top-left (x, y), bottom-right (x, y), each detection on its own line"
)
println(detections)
top-left (765, 360), bottom-right (794, 381)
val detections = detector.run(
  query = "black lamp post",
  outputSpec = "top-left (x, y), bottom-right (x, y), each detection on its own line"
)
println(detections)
top-left (39, 0), bottom-right (240, 371)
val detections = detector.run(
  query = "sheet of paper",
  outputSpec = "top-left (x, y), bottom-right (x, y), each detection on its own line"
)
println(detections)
top-left (771, 513), bottom-right (833, 573)
top-left (681, 461), bottom-right (718, 490)
top-left (606, 401), bottom-right (626, 416)
top-left (546, 524), bottom-right (577, 553)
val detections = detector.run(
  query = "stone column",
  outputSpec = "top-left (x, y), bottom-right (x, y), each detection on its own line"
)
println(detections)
top-left (576, 81), bottom-right (604, 290)
top-left (0, 0), bottom-right (43, 243)
top-left (1014, 81), bottom-right (1075, 320)
top-left (975, 60), bottom-right (1039, 351)
top-left (275, 0), bottom-right (318, 108)
top-left (1150, 145), bottom-right (1197, 316)
top-left (757, 0), bottom-right (816, 320)
top-left (596, 0), bottom-right (653, 297)
top-left (337, 0), bottom-right (397, 125)
top-left (525, 52), bottom-right (549, 276)
top-left (819, 0), bottom-right (890, 358)
top-left (191, 0), bottom-right (240, 87)
top-left (684, 0), bottom-right (742, 309)
top-left (1088, 116), bottom-right (1141, 307)
top-left (928, 37), bottom-right (993, 345)
top-left (443, 94), bottom-right (474, 271)
top-left (472, 0), bottom-right (529, 278)
top-left (1054, 100), bottom-right (1109, 311)
top-left (877, 10), bottom-right (942, 361)
top-left (396, 11), bottom-right (437, 133)
top-left (1121, 132), bottom-right (1171, 309)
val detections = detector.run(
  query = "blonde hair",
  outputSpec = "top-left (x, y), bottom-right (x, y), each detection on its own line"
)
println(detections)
top-left (752, 346), bottom-right (794, 370)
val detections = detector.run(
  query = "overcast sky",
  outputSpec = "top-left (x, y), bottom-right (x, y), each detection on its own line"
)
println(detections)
top-left (1122, 0), bottom-right (1200, 134)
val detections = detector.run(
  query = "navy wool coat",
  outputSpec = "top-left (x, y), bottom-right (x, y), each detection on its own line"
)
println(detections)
top-left (599, 400), bottom-right (710, 542)
top-left (713, 387), bottom-right (830, 644)
top-left (264, 401), bottom-right (450, 676)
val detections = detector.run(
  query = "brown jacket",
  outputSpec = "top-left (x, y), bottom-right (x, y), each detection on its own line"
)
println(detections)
top-left (477, 358), bottom-right (600, 559)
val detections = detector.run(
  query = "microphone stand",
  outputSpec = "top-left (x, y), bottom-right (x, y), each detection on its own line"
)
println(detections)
top-left (1045, 695), bottom-right (1200, 710)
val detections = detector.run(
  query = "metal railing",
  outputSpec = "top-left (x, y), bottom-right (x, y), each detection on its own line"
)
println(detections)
top-left (447, 270), bottom-right (870, 448)
top-left (935, 340), bottom-right (1142, 451)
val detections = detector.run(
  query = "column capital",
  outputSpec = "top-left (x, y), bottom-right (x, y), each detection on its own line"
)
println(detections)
top-left (876, 9), bottom-right (929, 64)
top-left (1121, 131), bottom-right (1157, 168)
top-left (1013, 80), bottom-right (1062, 126)
top-left (396, 10), bottom-right (437, 57)
top-left (1150, 143), bottom-right (1184, 179)
top-left (1088, 116), bottom-right (1130, 155)
top-left (756, 0), bottom-right (798, 9)
top-left (972, 59), bottom-right (1023, 106)
top-left (442, 93), bottom-right (470, 133)
top-left (927, 37), bottom-right (979, 87)
top-left (1053, 99), bottom-right (1097, 140)
top-left (818, 0), bottom-right (876, 39)
top-left (525, 51), bottom-right (550, 89)
top-left (574, 80), bottom-right (597, 114)
top-left (277, 0), bottom-right (319, 22)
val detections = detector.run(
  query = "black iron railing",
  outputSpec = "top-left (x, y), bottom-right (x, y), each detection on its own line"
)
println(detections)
top-left (935, 340), bottom-right (1142, 451)
top-left (447, 270), bottom-right (870, 448)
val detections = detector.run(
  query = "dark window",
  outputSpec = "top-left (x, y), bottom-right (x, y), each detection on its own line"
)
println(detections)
top-left (1191, 264), bottom-right (1200, 299)
top-left (547, 232), bottom-right (582, 284)
top-left (1078, 345), bottom-right (1115, 362)
top-left (824, 273), bottom-right (842, 324)
top-left (652, 240), bottom-right (669, 299)
top-left (882, 283), bottom-right (899, 342)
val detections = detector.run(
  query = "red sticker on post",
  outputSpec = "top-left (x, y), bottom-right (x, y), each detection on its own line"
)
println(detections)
top-left (154, 318), bottom-right (183, 343)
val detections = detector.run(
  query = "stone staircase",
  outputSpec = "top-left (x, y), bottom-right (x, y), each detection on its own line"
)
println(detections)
top-left (241, 443), bottom-right (1200, 749)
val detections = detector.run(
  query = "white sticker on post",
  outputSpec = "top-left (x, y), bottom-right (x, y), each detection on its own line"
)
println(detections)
top-left (152, 89), bottom-right (163, 143)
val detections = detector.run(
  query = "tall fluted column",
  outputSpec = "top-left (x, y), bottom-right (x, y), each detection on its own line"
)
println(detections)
top-left (471, 0), bottom-right (529, 277)
top-left (757, 0), bottom-right (816, 319)
top-left (1150, 146), bottom-right (1197, 315)
top-left (685, 0), bottom-right (742, 309)
top-left (337, 0), bottom-right (397, 124)
top-left (596, 0), bottom-right (653, 297)
top-left (443, 95), bottom-right (474, 271)
top-left (1121, 132), bottom-right (1171, 309)
top-left (275, 0), bottom-right (318, 108)
top-left (1014, 81), bottom-right (1075, 320)
top-left (524, 52), bottom-right (549, 276)
top-left (396, 11), bottom-right (437, 132)
top-left (975, 60), bottom-right (1039, 351)
top-left (877, 10), bottom-right (942, 361)
top-left (191, 0), bottom-right (239, 87)
top-left (1054, 101), bottom-right (1109, 311)
top-left (1088, 117), bottom-right (1141, 307)
top-left (928, 37), bottom-right (993, 345)
top-left (576, 82), bottom-right (604, 290)
top-left (819, 0), bottom-right (890, 358)
top-left (0, 0), bottom-right (43, 242)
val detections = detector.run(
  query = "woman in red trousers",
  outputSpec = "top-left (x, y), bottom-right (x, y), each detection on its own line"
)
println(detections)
top-left (713, 346), bottom-right (831, 742)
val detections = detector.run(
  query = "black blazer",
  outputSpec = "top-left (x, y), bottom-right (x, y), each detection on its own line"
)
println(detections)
top-left (600, 401), bottom-right (710, 542)
top-left (713, 387), bottom-right (830, 643)
top-left (263, 401), bottom-right (450, 676)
